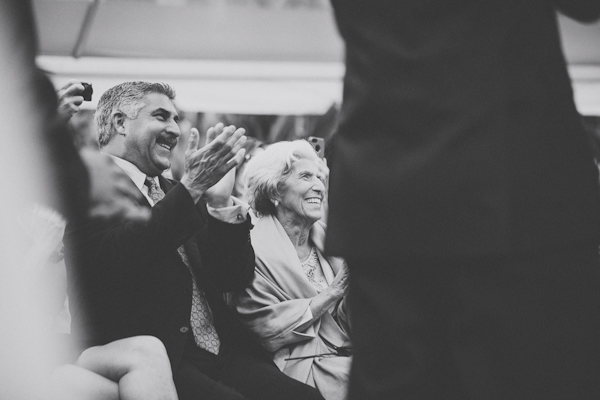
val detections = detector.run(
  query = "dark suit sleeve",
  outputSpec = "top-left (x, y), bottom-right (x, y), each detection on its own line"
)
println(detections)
top-left (196, 209), bottom-right (255, 293)
top-left (552, 0), bottom-right (600, 22)
top-left (66, 182), bottom-right (204, 279)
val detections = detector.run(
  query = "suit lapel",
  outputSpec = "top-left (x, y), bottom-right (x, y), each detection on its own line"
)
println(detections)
top-left (157, 175), bottom-right (175, 194)
top-left (158, 176), bottom-right (214, 293)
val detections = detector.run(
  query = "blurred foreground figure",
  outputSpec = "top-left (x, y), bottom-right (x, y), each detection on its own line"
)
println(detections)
top-left (0, 1), bottom-right (58, 398)
top-left (326, 1), bottom-right (600, 399)
top-left (0, 1), bottom-right (166, 399)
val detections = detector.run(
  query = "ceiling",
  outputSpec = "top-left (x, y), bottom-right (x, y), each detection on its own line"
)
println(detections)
top-left (32, 0), bottom-right (600, 114)
top-left (33, 0), bottom-right (342, 62)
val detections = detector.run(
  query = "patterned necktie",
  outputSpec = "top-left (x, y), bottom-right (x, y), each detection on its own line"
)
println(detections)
top-left (144, 177), bottom-right (221, 354)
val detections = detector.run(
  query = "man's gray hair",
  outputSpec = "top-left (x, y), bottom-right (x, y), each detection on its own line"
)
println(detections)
top-left (95, 81), bottom-right (176, 147)
top-left (245, 140), bottom-right (320, 216)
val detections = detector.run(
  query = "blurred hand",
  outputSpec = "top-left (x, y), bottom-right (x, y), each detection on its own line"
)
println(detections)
top-left (317, 157), bottom-right (330, 224)
top-left (79, 148), bottom-right (150, 222)
top-left (25, 204), bottom-right (66, 259)
top-left (56, 80), bottom-right (85, 123)
top-left (181, 123), bottom-right (246, 203)
top-left (317, 157), bottom-right (330, 192)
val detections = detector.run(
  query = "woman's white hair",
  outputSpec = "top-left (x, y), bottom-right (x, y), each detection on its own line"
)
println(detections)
top-left (244, 140), bottom-right (320, 216)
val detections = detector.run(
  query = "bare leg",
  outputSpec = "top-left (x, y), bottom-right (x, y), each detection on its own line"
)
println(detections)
top-left (76, 336), bottom-right (178, 400)
top-left (50, 364), bottom-right (119, 400)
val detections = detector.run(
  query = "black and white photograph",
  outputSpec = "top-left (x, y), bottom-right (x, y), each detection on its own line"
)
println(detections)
top-left (1, 1), bottom-right (600, 399)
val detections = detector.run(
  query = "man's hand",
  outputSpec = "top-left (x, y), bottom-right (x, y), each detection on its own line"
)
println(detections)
top-left (56, 80), bottom-right (85, 124)
top-left (79, 148), bottom-right (150, 222)
top-left (203, 124), bottom-right (243, 207)
top-left (181, 123), bottom-right (246, 204)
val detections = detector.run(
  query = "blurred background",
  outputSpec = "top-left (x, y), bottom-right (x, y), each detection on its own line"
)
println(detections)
top-left (32, 0), bottom-right (600, 143)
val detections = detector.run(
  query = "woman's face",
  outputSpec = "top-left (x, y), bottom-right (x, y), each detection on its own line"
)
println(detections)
top-left (277, 158), bottom-right (325, 226)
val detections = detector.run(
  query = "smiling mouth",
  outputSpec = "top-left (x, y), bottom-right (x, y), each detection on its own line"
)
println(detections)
top-left (305, 198), bottom-right (322, 205)
top-left (157, 138), bottom-right (177, 151)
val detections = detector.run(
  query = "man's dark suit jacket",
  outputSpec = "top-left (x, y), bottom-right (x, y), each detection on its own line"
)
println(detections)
top-left (326, 0), bottom-right (600, 258)
top-left (64, 175), bottom-right (268, 368)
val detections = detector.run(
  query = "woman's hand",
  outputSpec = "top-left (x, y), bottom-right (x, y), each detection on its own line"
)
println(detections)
top-left (295, 261), bottom-right (350, 332)
top-left (330, 262), bottom-right (349, 299)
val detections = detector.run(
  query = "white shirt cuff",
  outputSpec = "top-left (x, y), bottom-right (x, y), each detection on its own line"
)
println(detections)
top-left (206, 196), bottom-right (248, 224)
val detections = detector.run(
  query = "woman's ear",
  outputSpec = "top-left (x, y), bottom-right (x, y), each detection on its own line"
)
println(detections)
top-left (111, 111), bottom-right (126, 136)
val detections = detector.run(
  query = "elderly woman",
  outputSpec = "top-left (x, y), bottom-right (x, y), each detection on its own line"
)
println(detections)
top-left (232, 140), bottom-right (351, 400)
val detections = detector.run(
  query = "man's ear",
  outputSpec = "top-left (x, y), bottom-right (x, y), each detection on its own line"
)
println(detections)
top-left (111, 111), bottom-right (127, 136)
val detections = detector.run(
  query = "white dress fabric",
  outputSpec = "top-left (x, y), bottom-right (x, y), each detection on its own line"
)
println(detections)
top-left (232, 214), bottom-right (351, 400)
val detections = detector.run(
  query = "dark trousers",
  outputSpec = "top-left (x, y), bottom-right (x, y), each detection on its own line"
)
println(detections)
top-left (347, 241), bottom-right (600, 400)
top-left (174, 334), bottom-right (324, 400)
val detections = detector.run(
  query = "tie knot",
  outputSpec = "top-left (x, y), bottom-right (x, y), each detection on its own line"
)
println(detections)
top-left (144, 176), bottom-right (157, 189)
top-left (144, 176), bottom-right (165, 203)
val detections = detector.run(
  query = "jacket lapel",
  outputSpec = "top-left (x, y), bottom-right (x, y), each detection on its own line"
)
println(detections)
top-left (158, 176), bottom-right (214, 292)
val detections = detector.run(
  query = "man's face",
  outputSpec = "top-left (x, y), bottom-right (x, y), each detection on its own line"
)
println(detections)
top-left (121, 92), bottom-right (180, 176)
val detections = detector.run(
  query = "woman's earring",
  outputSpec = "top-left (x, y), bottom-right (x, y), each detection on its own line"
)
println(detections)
top-left (273, 200), bottom-right (279, 207)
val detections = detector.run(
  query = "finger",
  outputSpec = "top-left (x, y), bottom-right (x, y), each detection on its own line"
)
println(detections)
top-left (66, 83), bottom-right (85, 96)
top-left (71, 96), bottom-right (84, 107)
top-left (205, 125), bottom-right (239, 155)
top-left (205, 123), bottom-right (225, 146)
top-left (228, 131), bottom-right (247, 156)
top-left (205, 127), bottom-right (215, 147)
top-left (187, 128), bottom-right (199, 154)
top-left (215, 130), bottom-right (246, 167)
top-left (64, 102), bottom-right (81, 116)
top-left (58, 80), bottom-right (81, 91)
top-left (224, 148), bottom-right (247, 171)
top-left (220, 127), bottom-right (245, 152)
top-left (211, 123), bottom-right (231, 146)
top-left (58, 83), bottom-right (85, 98)
top-left (68, 104), bottom-right (80, 115)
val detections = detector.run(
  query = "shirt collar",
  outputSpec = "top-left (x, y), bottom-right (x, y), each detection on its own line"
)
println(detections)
top-left (108, 155), bottom-right (159, 191)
